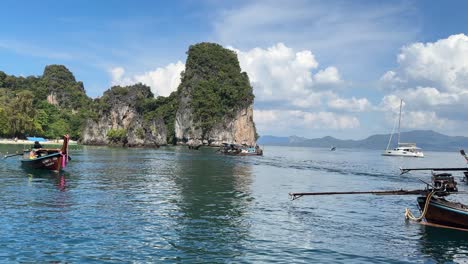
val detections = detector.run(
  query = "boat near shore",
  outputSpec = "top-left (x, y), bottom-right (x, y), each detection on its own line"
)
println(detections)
top-left (290, 151), bottom-right (468, 231)
top-left (20, 134), bottom-right (70, 171)
top-left (0, 137), bottom-right (78, 145)
top-left (416, 195), bottom-right (468, 229)
top-left (219, 143), bottom-right (263, 156)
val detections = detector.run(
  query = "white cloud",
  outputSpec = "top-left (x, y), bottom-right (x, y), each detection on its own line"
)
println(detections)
top-left (379, 95), bottom-right (404, 113)
top-left (381, 34), bottom-right (468, 94)
top-left (403, 111), bottom-right (454, 130)
top-left (379, 34), bottom-right (468, 125)
top-left (328, 97), bottom-right (372, 112)
top-left (254, 109), bottom-right (360, 136)
top-left (109, 61), bottom-right (184, 97)
top-left (230, 43), bottom-right (345, 108)
top-left (403, 87), bottom-right (459, 107)
top-left (254, 109), bottom-right (279, 125)
top-left (109, 67), bottom-right (126, 83)
top-left (314, 67), bottom-right (342, 84)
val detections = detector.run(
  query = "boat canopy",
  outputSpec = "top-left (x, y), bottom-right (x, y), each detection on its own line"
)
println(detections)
top-left (26, 137), bottom-right (47, 142)
top-left (397, 142), bottom-right (421, 148)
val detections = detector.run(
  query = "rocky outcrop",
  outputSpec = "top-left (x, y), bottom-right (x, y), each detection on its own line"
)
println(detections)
top-left (42, 65), bottom-right (90, 110)
top-left (81, 84), bottom-right (167, 147)
top-left (175, 43), bottom-right (257, 146)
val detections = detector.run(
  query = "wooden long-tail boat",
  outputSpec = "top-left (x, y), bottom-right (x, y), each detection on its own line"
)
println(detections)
top-left (416, 195), bottom-right (468, 229)
top-left (407, 170), bottom-right (468, 230)
top-left (20, 134), bottom-right (70, 171)
top-left (290, 166), bottom-right (468, 231)
top-left (219, 143), bottom-right (263, 156)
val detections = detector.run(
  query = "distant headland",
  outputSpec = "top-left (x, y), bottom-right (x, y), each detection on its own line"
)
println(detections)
top-left (258, 130), bottom-right (468, 151)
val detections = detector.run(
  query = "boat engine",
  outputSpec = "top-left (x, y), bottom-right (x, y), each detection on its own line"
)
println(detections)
top-left (431, 172), bottom-right (458, 194)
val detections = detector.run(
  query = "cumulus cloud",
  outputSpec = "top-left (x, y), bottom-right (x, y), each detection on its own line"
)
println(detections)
top-left (379, 95), bottom-right (404, 113)
top-left (109, 61), bottom-right (185, 97)
top-left (328, 97), bottom-right (372, 112)
top-left (379, 34), bottom-right (468, 131)
top-left (230, 43), bottom-right (349, 109)
top-left (402, 111), bottom-right (455, 130)
top-left (254, 109), bottom-right (360, 136)
top-left (381, 34), bottom-right (468, 94)
top-left (314, 67), bottom-right (342, 84)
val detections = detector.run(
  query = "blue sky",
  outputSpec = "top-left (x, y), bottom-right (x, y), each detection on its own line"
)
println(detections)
top-left (1, 0), bottom-right (468, 139)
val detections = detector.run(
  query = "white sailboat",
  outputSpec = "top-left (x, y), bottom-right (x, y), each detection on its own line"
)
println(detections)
top-left (382, 99), bottom-right (424, 158)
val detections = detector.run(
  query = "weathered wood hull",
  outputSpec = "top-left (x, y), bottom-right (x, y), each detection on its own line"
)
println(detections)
top-left (222, 151), bottom-right (263, 156)
top-left (417, 196), bottom-right (468, 229)
top-left (21, 152), bottom-right (65, 171)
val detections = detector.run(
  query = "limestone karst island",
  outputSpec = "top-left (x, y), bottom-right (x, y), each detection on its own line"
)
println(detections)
top-left (0, 43), bottom-right (258, 148)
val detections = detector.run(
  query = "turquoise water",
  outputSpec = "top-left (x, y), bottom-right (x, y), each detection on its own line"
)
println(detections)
top-left (0, 145), bottom-right (467, 263)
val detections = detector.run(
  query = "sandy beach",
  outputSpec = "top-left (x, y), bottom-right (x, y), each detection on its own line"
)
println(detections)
top-left (0, 139), bottom-right (78, 145)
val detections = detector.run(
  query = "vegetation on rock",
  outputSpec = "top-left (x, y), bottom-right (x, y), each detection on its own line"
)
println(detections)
top-left (107, 128), bottom-right (128, 144)
top-left (0, 66), bottom-right (93, 140)
top-left (0, 42), bottom-right (258, 145)
top-left (178, 43), bottom-right (255, 137)
top-left (137, 91), bottom-right (179, 144)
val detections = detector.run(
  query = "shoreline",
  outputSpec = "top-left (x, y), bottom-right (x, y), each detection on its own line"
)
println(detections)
top-left (0, 139), bottom-right (78, 145)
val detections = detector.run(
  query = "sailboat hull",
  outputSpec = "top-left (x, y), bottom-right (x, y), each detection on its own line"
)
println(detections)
top-left (382, 150), bottom-right (424, 158)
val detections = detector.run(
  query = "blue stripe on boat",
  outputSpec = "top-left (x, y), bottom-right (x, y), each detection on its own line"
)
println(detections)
top-left (430, 200), bottom-right (468, 216)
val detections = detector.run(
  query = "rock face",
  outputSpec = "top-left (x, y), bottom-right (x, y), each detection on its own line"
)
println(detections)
top-left (42, 65), bottom-right (89, 110)
top-left (175, 43), bottom-right (257, 146)
top-left (81, 84), bottom-right (167, 146)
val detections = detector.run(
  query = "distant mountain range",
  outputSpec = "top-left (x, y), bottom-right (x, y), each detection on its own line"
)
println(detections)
top-left (257, 130), bottom-right (468, 151)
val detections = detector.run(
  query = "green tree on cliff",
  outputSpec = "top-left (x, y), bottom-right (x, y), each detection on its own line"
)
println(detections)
top-left (179, 42), bottom-right (254, 136)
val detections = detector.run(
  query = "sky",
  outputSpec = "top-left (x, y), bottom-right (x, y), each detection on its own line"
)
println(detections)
top-left (1, 0), bottom-right (468, 139)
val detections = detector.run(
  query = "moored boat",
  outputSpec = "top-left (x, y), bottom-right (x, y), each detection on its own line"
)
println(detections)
top-left (417, 195), bottom-right (468, 229)
top-left (401, 170), bottom-right (467, 230)
top-left (290, 161), bottom-right (468, 231)
top-left (219, 143), bottom-right (263, 156)
top-left (382, 143), bottom-right (424, 157)
top-left (382, 99), bottom-right (424, 157)
top-left (21, 134), bottom-right (70, 171)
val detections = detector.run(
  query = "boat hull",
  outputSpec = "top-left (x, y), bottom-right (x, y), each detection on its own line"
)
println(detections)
top-left (222, 151), bottom-right (263, 156)
top-left (417, 196), bottom-right (468, 229)
top-left (382, 151), bottom-right (424, 158)
top-left (21, 153), bottom-right (65, 171)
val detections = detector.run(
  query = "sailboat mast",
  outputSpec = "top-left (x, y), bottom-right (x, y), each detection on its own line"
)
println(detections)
top-left (397, 99), bottom-right (402, 145)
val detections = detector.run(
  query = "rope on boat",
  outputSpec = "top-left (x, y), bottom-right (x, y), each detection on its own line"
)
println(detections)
top-left (404, 190), bottom-right (435, 222)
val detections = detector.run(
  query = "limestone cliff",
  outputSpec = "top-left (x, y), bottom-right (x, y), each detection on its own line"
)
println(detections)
top-left (81, 84), bottom-right (167, 146)
top-left (42, 65), bottom-right (90, 110)
top-left (175, 43), bottom-right (257, 146)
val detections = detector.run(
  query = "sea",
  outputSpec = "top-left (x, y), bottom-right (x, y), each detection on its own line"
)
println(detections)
top-left (0, 145), bottom-right (467, 263)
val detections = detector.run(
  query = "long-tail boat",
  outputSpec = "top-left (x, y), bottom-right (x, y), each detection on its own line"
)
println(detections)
top-left (290, 152), bottom-right (468, 231)
top-left (403, 169), bottom-right (468, 230)
top-left (219, 143), bottom-right (263, 156)
top-left (20, 134), bottom-right (70, 171)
